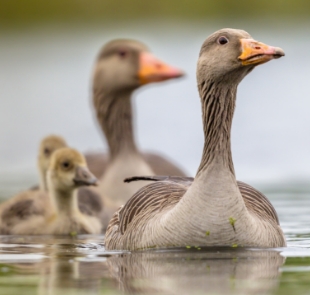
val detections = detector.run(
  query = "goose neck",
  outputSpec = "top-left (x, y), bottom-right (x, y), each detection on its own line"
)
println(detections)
top-left (48, 182), bottom-right (79, 216)
top-left (93, 90), bottom-right (138, 159)
top-left (197, 80), bottom-right (237, 176)
top-left (38, 166), bottom-right (48, 192)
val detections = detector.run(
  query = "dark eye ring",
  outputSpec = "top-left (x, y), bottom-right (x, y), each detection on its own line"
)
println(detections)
top-left (62, 161), bottom-right (70, 169)
top-left (118, 50), bottom-right (127, 58)
top-left (44, 148), bottom-right (50, 156)
top-left (218, 36), bottom-right (229, 45)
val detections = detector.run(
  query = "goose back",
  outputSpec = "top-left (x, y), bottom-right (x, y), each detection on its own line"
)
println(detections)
top-left (105, 176), bottom-right (281, 248)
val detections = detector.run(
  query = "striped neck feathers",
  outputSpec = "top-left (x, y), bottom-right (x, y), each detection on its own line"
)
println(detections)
top-left (196, 79), bottom-right (237, 176)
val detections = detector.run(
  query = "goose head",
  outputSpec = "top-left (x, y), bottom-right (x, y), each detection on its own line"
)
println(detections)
top-left (93, 39), bottom-right (184, 95)
top-left (197, 28), bottom-right (285, 85)
top-left (47, 148), bottom-right (98, 192)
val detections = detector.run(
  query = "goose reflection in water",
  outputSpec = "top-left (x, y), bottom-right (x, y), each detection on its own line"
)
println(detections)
top-left (38, 255), bottom-right (110, 295)
top-left (0, 237), bottom-right (285, 295)
top-left (106, 248), bottom-right (285, 295)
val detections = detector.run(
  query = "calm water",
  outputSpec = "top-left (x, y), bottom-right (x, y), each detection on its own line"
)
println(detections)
top-left (0, 189), bottom-right (310, 295)
top-left (0, 186), bottom-right (309, 294)
top-left (1, 21), bottom-right (310, 294)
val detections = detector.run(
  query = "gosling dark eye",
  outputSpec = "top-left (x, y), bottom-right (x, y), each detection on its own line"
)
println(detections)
top-left (61, 161), bottom-right (71, 169)
top-left (218, 36), bottom-right (229, 45)
top-left (118, 50), bottom-right (128, 58)
top-left (44, 148), bottom-right (50, 156)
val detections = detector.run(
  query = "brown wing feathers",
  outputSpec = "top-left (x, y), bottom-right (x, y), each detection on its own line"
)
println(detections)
top-left (118, 181), bottom-right (186, 234)
top-left (106, 176), bottom-right (280, 238)
top-left (238, 181), bottom-right (280, 225)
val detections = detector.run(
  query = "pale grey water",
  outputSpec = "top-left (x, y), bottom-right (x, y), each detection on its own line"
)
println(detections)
top-left (0, 21), bottom-right (310, 295)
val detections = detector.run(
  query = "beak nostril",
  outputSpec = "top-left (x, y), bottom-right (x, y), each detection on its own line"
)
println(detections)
top-left (255, 46), bottom-right (261, 50)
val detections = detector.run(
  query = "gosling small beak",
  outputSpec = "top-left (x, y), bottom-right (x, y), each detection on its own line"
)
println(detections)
top-left (73, 166), bottom-right (98, 187)
top-left (138, 52), bottom-right (184, 85)
top-left (238, 39), bottom-right (285, 66)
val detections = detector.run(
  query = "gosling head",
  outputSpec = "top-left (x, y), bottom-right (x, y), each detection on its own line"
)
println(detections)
top-left (197, 28), bottom-right (285, 85)
top-left (38, 135), bottom-right (68, 191)
top-left (47, 148), bottom-right (98, 193)
top-left (93, 39), bottom-right (184, 95)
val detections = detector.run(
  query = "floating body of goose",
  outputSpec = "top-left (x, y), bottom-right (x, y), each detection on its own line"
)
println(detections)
top-left (105, 29), bottom-right (286, 250)
top-left (86, 39), bottom-right (185, 214)
top-left (0, 140), bottom-right (102, 234)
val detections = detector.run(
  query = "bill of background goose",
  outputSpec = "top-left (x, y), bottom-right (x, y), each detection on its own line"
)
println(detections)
top-left (138, 51), bottom-right (184, 84)
top-left (104, 28), bottom-right (286, 250)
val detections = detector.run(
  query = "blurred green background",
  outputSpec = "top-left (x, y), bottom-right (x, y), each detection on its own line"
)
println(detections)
top-left (1, 0), bottom-right (309, 28)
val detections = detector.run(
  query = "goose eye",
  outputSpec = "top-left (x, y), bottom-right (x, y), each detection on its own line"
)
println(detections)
top-left (44, 148), bottom-right (50, 156)
top-left (218, 36), bottom-right (229, 45)
top-left (118, 50), bottom-right (128, 58)
top-left (61, 161), bottom-right (71, 170)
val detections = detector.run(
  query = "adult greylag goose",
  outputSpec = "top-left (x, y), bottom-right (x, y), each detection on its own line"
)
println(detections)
top-left (86, 39), bottom-right (185, 213)
top-left (0, 148), bottom-right (102, 234)
top-left (104, 29), bottom-right (286, 250)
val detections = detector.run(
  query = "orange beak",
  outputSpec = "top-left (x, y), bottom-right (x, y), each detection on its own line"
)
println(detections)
top-left (238, 39), bottom-right (285, 66)
top-left (138, 52), bottom-right (184, 85)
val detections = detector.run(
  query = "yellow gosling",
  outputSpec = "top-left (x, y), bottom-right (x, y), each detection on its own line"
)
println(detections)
top-left (0, 148), bottom-right (102, 235)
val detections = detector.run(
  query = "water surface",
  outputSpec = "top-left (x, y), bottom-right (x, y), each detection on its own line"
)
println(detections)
top-left (0, 189), bottom-right (309, 295)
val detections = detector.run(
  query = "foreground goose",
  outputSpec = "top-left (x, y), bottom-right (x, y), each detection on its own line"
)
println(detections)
top-left (87, 39), bottom-right (185, 212)
top-left (105, 29), bottom-right (286, 250)
top-left (0, 147), bottom-right (102, 234)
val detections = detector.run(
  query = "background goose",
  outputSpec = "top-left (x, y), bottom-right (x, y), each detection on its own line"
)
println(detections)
top-left (0, 148), bottom-right (101, 234)
top-left (105, 28), bottom-right (286, 250)
top-left (37, 135), bottom-right (68, 191)
top-left (86, 39), bottom-right (185, 214)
